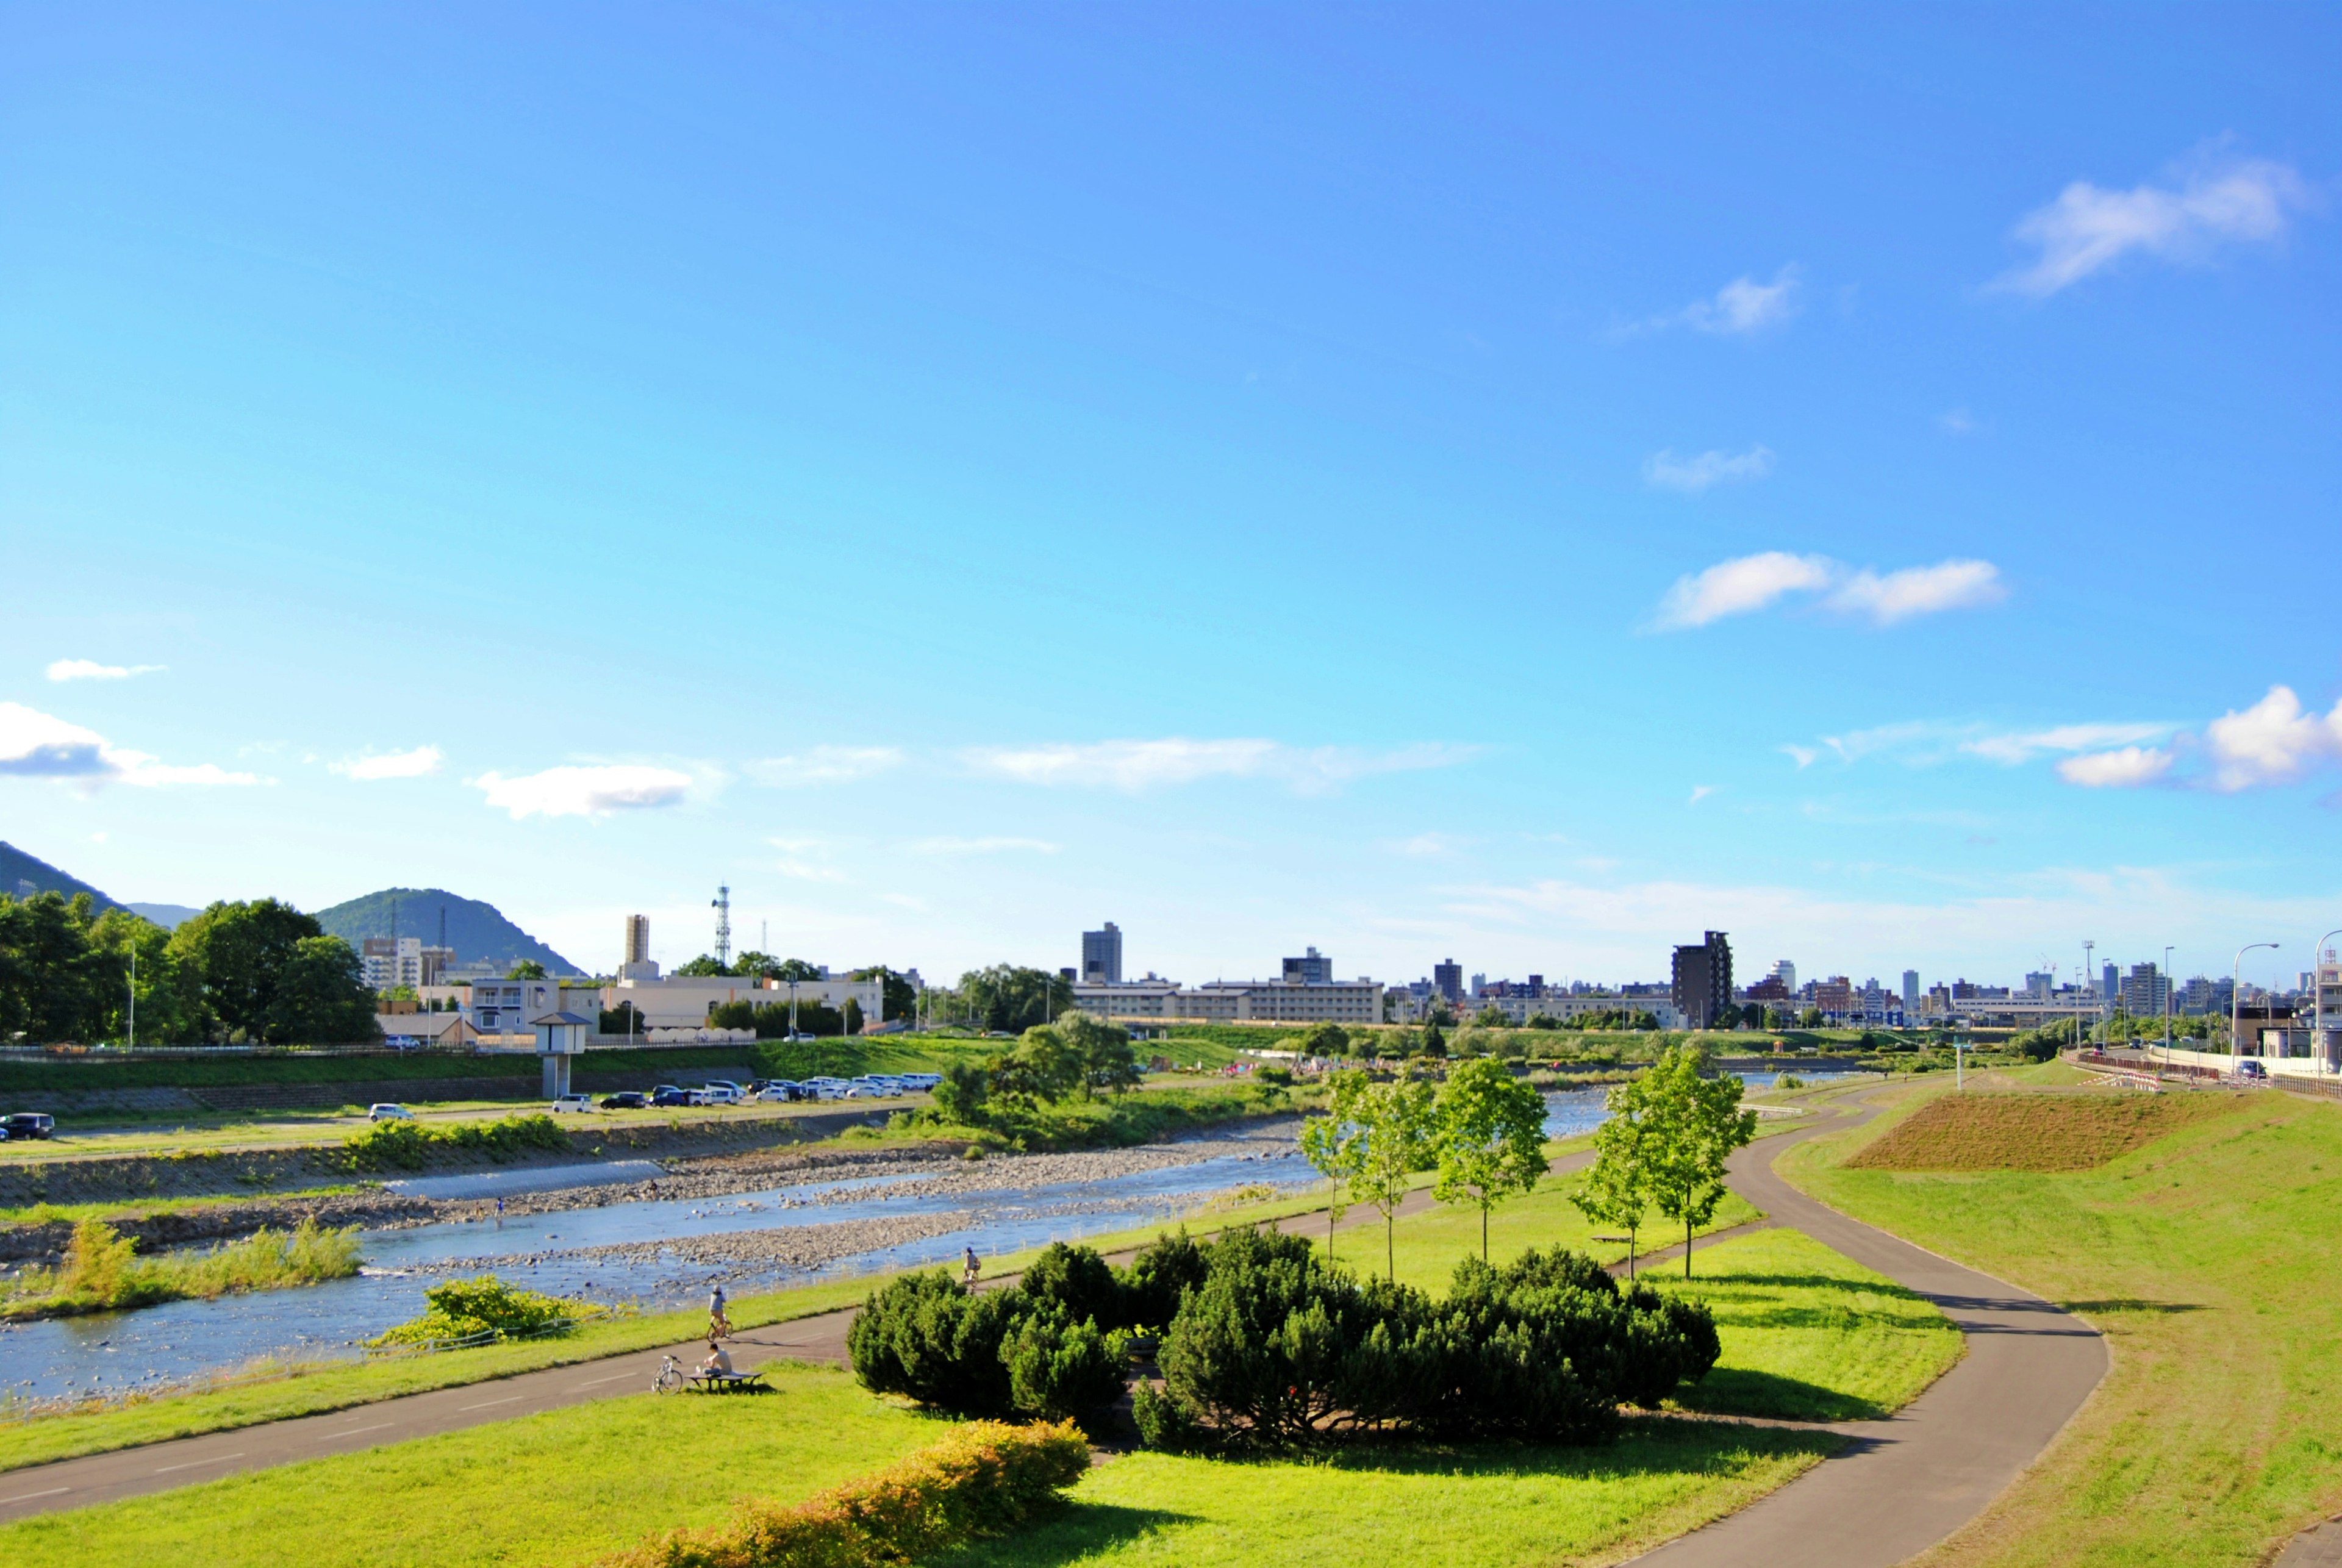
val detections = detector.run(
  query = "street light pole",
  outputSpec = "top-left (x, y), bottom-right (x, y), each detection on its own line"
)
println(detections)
top-left (2312, 930), bottom-right (2342, 1080)
top-left (2233, 942), bottom-right (2279, 1077)
top-left (2163, 945), bottom-right (2174, 1070)
top-left (2083, 940), bottom-right (2096, 1050)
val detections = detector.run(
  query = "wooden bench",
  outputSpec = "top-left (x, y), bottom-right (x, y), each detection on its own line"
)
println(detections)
top-left (687, 1369), bottom-right (770, 1394)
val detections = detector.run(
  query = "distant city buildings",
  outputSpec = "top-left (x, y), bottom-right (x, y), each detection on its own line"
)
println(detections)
top-left (1433, 959), bottom-right (1463, 1005)
top-left (1073, 947), bottom-right (1380, 1025)
top-left (360, 936), bottom-right (423, 990)
top-left (1283, 946), bottom-right (1333, 985)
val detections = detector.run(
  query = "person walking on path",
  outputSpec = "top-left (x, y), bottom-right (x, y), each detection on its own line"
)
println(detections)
top-left (708, 1283), bottom-right (732, 1339)
top-left (962, 1246), bottom-right (981, 1288)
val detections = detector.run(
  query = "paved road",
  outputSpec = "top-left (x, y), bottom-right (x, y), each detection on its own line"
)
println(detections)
top-left (1627, 1093), bottom-right (2108, 1568)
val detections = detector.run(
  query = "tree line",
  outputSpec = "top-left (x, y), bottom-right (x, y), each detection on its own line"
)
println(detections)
top-left (0, 892), bottom-right (379, 1047)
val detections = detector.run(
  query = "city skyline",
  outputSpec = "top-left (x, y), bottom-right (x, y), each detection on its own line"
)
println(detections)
top-left (4, 9), bottom-right (2336, 992)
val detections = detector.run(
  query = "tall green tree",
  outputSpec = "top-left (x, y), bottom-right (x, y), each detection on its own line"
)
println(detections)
top-left (1347, 1076), bottom-right (1436, 1281)
top-left (993, 1023), bottom-right (1086, 1104)
top-left (168, 900), bottom-right (378, 1044)
top-left (0, 892), bottom-right (110, 1043)
top-left (1297, 1069), bottom-right (1367, 1260)
top-left (1431, 1057), bottom-right (1550, 1261)
top-left (1642, 1045), bottom-right (1759, 1279)
top-left (88, 906), bottom-right (198, 1044)
top-left (1053, 1009), bottom-right (1139, 1096)
top-left (958, 965), bottom-right (1072, 1034)
top-left (1572, 1072), bottom-right (1660, 1278)
top-left (504, 959), bottom-right (548, 979)
top-left (272, 936), bottom-right (382, 1043)
top-left (851, 965), bottom-right (919, 1022)
top-left (674, 954), bottom-right (732, 977)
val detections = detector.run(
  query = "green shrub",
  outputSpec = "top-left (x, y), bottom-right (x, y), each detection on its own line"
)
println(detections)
top-left (370, 1274), bottom-right (600, 1347)
top-left (606, 1419), bottom-right (1089, 1568)
top-left (846, 1271), bottom-right (1019, 1416)
top-left (339, 1113), bottom-right (568, 1172)
top-left (1002, 1312), bottom-right (1128, 1421)
top-left (2, 1218), bottom-right (363, 1321)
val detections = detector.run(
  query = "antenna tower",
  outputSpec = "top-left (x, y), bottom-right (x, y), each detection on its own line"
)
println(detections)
top-left (712, 885), bottom-right (732, 968)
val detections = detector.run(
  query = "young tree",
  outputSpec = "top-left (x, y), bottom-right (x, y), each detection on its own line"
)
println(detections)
top-left (959, 965), bottom-right (1073, 1034)
top-left (1347, 1076), bottom-right (1436, 1281)
top-left (1054, 1009), bottom-right (1139, 1096)
top-left (1431, 1057), bottom-right (1550, 1261)
top-left (1642, 1045), bottom-right (1759, 1278)
top-left (1297, 1069), bottom-right (1367, 1260)
top-left (1571, 1071), bottom-right (1660, 1278)
top-left (993, 1022), bottom-right (1086, 1104)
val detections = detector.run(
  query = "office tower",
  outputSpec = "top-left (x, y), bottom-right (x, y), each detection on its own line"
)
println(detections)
top-left (1671, 931), bottom-right (1733, 1030)
top-left (1433, 959), bottom-right (1463, 1004)
top-left (1282, 947), bottom-right (1333, 984)
top-left (1082, 922), bottom-right (1123, 984)
top-left (1903, 970), bottom-right (1921, 1011)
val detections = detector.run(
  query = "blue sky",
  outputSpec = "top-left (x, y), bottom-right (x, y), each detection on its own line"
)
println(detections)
top-left (4, 5), bottom-right (2337, 992)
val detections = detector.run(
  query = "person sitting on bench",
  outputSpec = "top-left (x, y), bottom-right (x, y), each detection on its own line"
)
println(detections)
top-left (700, 1336), bottom-right (734, 1378)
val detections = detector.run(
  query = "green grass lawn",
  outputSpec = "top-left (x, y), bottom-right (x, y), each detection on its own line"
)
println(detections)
top-left (931, 1420), bottom-right (1839, 1568)
top-left (1650, 1226), bottom-right (1961, 1421)
top-left (1780, 1077), bottom-right (2342, 1567)
top-left (0, 1364), bottom-right (946, 1568)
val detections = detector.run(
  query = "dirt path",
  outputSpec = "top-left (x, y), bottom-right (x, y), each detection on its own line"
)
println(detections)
top-left (1625, 1090), bottom-right (2108, 1568)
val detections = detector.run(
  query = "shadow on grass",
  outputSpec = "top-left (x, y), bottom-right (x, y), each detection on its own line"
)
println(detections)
top-left (2061, 1298), bottom-right (2207, 1316)
top-left (929, 1504), bottom-right (1195, 1566)
top-left (1668, 1367), bottom-right (1888, 1422)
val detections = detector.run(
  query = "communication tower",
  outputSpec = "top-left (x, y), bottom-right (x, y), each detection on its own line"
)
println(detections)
top-left (712, 885), bottom-right (732, 968)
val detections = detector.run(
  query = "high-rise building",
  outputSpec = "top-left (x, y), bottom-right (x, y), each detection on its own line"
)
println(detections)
top-left (1281, 946), bottom-right (1332, 984)
top-left (1902, 970), bottom-right (1921, 1012)
top-left (360, 937), bottom-right (423, 990)
top-left (1671, 931), bottom-right (1733, 1030)
top-left (2024, 971), bottom-right (2053, 999)
top-left (620, 914), bottom-right (659, 981)
top-left (1433, 959), bottom-right (1463, 1004)
top-left (1769, 959), bottom-right (1797, 994)
top-left (2122, 962), bottom-right (2170, 1020)
top-left (1082, 922), bottom-right (1124, 984)
top-left (2102, 962), bottom-right (2120, 1008)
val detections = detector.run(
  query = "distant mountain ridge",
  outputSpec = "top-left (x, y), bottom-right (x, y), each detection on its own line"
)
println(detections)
top-left (313, 887), bottom-right (582, 975)
top-left (0, 840), bottom-right (121, 909)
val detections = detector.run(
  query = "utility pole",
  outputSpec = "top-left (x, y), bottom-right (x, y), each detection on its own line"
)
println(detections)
top-left (2163, 945), bottom-right (2174, 1069)
top-left (711, 885), bottom-right (731, 970)
top-left (2082, 940), bottom-right (2096, 1050)
top-left (2233, 942), bottom-right (2279, 1074)
top-left (127, 940), bottom-right (136, 1049)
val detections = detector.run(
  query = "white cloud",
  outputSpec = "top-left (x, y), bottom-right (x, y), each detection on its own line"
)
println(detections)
top-left (747, 746), bottom-right (903, 787)
top-left (1689, 785), bottom-right (1717, 804)
top-left (1652, 552), bottom-right (1836, 629)
top-left (1679, 267), bottom-right (1801, 334)
top-left (1822, 559), bottom-right (2005, 625)
top-left (331, 745), bottom-right (443, 781)
top-left (2204, 685), bottom-right (2342, 791)
top-left (2057, 746), bottom-right (2175, 788)
top-left (960, 739), bottom-right (1473, 795)
top-left (46, 659), bottom-right (164, 682)
top-left (1780, 743), bottom-right (1821, 770)
top-left (903, 836), bottom-right (1061, 856)
top-left (0, 701), bottom-right (259, 787)
top-left (1644, 445), bottom-right (1775, 494)
top-left (1939, 408), bottom-right (1979, 436)
top-left (1963, 722), bottom-right (2176, 765)
top-left (474, 764), bottom-right (693, 819)
top-left (1994, 152), bottom-right (2312, 297)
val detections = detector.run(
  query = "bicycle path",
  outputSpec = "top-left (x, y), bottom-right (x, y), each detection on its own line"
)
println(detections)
top-left (1625, 1091), bottom-right (2108, 1568)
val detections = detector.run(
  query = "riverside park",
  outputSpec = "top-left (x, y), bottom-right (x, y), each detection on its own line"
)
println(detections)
top-left (0, 1028), bottom-right (2335, 1568)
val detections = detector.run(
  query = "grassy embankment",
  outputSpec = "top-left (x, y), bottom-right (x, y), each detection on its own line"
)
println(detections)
top-left (0, 1219), bottom-right (360, 1322)
top-left (0, 1120), bottom-right (1960, 1568)
top-left (1782, 1074), bottom-right (2342, 1567)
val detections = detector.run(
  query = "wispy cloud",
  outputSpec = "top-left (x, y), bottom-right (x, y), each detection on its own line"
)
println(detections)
top-left (331, 745), bottom-right (443, 781)
top-left (960, 739), bottom-right (1474, 795)
top-left (1993, 150), bottom-right (2313, 297)
top-left (1963, 723), bottom-right (2177, 765)
top-left (1654, 552), bottom-right (2004, 631)
top-left (0, 701), bottom-right (260, 787)
top-left (747, 746), bottom-right (903, 787)
top-left (903, 836), bottom-right (1060, 856)
top-left (1938, 407), bottom-right (1980, 436)
top-left (473, 764), bottom-right (693, 819)
top-left (1680, 267), bottom-right (1801, 334)
top-left (1689, 785), bottom-right (1717, 804)
top-left (2058, 746), bottom-right (2175, 789)
top-left (46, 659), bottom-right (165, 682)
top-left (1384, 832), bottom-right (1467, 858)
top-left (1644, 445), bottom-right (1775, 495)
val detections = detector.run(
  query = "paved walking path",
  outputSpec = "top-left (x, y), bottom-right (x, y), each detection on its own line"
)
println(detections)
top-left (1626, 1092), bottom-right (2108, 1568)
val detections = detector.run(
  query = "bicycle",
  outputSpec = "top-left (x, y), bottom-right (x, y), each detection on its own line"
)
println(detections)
top-left (709, 1309), bottom-right (734, 1340)
top-left (654, 1354), bottom-right (685, 1394)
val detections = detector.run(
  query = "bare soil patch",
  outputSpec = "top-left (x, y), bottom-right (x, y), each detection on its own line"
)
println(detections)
top-left (1846, 1090), bottom-right (2244, 1172)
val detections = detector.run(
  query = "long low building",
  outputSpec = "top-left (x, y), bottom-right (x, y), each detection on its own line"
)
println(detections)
top-left (600, 973), bottom-right (885, 1030)
top-left (1073, 977), bottom-right (1383, 1026)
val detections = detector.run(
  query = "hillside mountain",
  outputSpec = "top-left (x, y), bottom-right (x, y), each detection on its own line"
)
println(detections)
top-left (126, 903), bottom-right (203, 929)
top-left (0, 840), bottom-right (121, 909)
top-left (314, 887), bottom-right (582, 975)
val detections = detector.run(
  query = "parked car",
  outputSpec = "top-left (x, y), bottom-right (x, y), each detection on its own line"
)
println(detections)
top-left (898, 1073), bottom-right (942, 1092)
top-left (550, 1093), bottom-right (596, 1112)
top-left (755, 1081), bottom-right (804, 1102)
top-left (2, 1112), bottom-right (55, 1140)
top-left (698, 1084), bottom-right (740, 1104)
top-left (650, 1084), bottom-right (690, 1106)
top-left (599, 1092), bottom-right (648, 1109)
top-left (367, 1103), bottom-right (413, 1122)
top-left (2238, 1059), bottom-right (2269, 1080)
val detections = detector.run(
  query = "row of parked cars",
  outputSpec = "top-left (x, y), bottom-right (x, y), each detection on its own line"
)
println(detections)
top-left (572, 1073), bottom-right (942, 1111)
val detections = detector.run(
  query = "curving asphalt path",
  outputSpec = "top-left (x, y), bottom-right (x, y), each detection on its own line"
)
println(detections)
top-left (1627, 1092), bottom-right (2108, 1568)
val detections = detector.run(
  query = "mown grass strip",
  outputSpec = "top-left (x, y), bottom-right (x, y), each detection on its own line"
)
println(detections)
top-left (1845, 1089), bottom-right (2244, 1172)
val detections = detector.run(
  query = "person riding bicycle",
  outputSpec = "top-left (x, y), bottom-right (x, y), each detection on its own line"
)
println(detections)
top-left (708, 1282), bottom-right (732, 1338)
top-left (961, 1245), bottom-right (980, 1287)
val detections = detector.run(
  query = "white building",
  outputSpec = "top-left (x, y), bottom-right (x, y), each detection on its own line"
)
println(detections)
top-left (360, 937), bottom-right (423, 991)
top-left (1072, 976), bottom-right (1383, 1026)
top-left (1769, 960), bottom-right (1797, 994)
top-left (1474, 992), bottom-right (1685, 1029)
top-left (600, 973), bottom-right (884, 1031)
